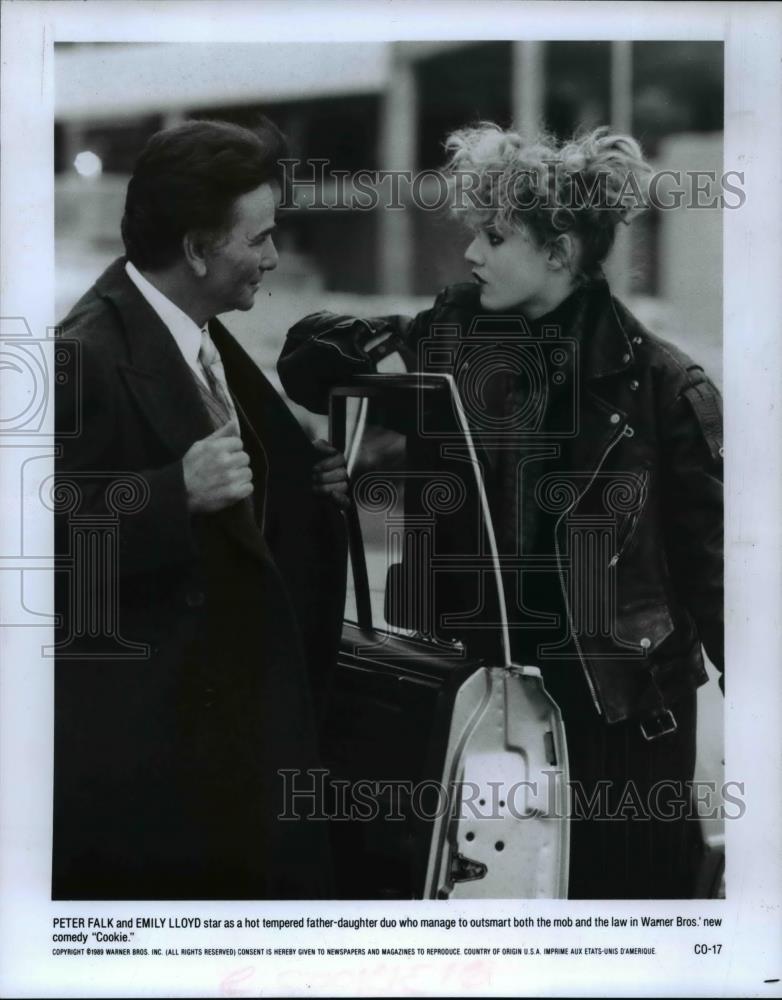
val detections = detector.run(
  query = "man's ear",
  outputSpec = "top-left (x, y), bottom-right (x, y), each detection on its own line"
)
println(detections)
top-left (182, 231), bottom-right (209, 278)
top-left (547, 233), bottom-right (577, 272)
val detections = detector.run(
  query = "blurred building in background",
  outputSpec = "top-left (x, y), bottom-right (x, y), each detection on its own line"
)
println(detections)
top-left (53, 40), bottom-right (725, 843)
top-left (55, 40), bottom-right (723, 379)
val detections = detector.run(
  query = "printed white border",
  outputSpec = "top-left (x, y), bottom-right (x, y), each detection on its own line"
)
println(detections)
top-left (1, 2), bottom-right (780, 997)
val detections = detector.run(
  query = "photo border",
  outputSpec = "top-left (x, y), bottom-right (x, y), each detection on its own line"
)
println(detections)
top-left (1, 2), bottom-right (780, 997)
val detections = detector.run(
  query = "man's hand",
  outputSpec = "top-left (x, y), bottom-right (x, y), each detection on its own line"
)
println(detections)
top-left (312, 439), bottom-right (350, 510)
top-left (182, 420), bottom-right (253, 513)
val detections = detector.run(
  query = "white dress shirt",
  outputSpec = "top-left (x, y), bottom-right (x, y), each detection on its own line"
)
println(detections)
top-left (125, 260), bottom-right (210, 388)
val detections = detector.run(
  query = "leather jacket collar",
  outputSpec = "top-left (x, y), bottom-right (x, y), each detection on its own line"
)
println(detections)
top-left (568, 276), bottom-right (637, 383)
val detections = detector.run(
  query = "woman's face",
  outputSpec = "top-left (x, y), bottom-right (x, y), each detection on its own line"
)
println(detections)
top-left (465, 223), bottom-right (555, 317)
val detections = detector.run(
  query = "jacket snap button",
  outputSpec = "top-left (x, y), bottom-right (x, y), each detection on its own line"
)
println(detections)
top-left (610, 413), bottom-right (621, 425)
top-left (185, 589), bottom-right (206, 608)
top-left (622, 353), bottom-right (630, 364)
top-left (640, 637), bottom-right (651, 649)
top-left (719, 446), bottom-right (724, 457)
top-left (630, 379), bottom-right (639, 391)
top-left (633, 336), bottom-right (642, 345)
top-left (624, 425), bottom-right (635, 438)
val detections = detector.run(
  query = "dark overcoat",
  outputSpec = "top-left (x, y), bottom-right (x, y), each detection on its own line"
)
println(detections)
top-left (53, 258), bottom-right (346, 900)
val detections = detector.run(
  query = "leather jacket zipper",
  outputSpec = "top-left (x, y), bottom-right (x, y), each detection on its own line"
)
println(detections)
top-left (608, 512), bottom-right (638, 569)
top-left (609, 467), bottom-right (649, 568)
top-left (553, 424), bottom-right (629, 715)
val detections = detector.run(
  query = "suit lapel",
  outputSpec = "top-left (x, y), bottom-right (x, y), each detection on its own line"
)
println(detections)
top-left (230, 393), bottom-right (269, 535)
top-left (208, 320), bottom-right (274, 539)
top-left (96, 260), bottom-right (214, 456)
top-left (98, 260), bottom-right (268, 564)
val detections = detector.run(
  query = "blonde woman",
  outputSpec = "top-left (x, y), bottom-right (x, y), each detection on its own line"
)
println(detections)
top-left (281, 124), bottom-right (723, 898)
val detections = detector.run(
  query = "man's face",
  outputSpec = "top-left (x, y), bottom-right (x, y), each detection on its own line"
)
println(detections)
top-left (203, 181), bottom-right (280, 315)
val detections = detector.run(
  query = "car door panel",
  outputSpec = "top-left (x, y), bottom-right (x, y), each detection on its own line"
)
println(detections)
top-left (321, 375), bottom-right (570, 899)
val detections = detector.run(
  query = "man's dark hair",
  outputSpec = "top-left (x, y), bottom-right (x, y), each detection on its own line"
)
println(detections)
top-left (121, 117), bottom-right (288, 271)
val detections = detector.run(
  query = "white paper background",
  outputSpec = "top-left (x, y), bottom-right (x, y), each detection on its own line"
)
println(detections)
top-left (1, 2), bottom-right (780, 996)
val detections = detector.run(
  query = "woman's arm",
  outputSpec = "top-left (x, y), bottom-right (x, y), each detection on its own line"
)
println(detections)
top-left (659, 371), bottom-right (724, 685)
top-left (278, 311), bottom-right (421, 414)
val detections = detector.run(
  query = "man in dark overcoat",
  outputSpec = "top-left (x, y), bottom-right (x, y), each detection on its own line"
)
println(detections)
top-left (53, 119), bottom-right (348, 900)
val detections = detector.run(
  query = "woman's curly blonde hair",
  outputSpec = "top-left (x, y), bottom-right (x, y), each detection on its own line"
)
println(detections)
top-left (444, 122), bottom-right (652, 280)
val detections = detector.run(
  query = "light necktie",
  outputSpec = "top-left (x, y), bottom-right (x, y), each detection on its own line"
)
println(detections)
top-left (197, 328), bottom-right (266, 532)
top-left (198, 328), bottom-right (237, 422)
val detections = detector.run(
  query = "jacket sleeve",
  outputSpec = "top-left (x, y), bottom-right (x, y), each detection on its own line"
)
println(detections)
top-left (278, 311), bottom-right (425, 414)
top-left (55, 335), bottom-right (198, 579)
top-left (659, 371), bottom-right (724, 685)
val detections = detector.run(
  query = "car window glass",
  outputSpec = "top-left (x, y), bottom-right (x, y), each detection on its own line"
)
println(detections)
top-left (344, 397), bottom-right (414, 636)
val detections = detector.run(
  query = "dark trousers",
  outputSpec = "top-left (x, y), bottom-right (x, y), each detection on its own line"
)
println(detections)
top-left (543, 667), bottom-right (703, 899)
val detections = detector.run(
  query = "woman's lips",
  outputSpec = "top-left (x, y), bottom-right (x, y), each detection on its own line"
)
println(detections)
top-left (472, 271), bottom-right (487, 285)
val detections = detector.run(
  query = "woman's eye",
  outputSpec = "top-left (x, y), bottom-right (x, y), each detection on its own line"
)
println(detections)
top-left (487, 232), bottom-right (504, 247)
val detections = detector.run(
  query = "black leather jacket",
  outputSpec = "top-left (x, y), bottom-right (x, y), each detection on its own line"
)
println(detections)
top-left (279, 279), bottom-right (723, 730)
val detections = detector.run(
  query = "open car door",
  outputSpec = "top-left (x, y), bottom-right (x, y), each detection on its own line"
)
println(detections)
top-left (321, 373), bottom-right (569, 899)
